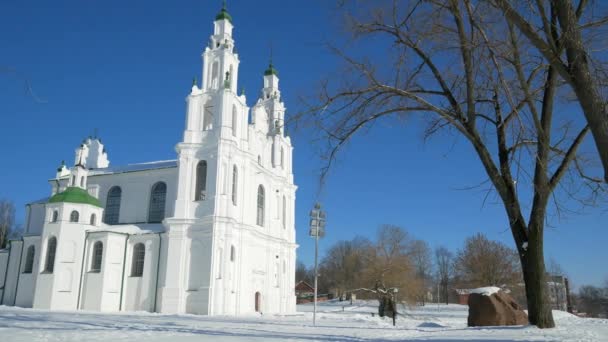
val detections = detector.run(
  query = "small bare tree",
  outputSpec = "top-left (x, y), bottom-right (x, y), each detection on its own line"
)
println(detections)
top-left (302, 0), bottom-right (606, 327)
top-left (435, 246), bottom-right (454, 305)
top-left (408, 239), bottom-right (433, 305)
top-left (0, 199), bottom-right (16, 249)
top-left (351, 225), bottom-right (422, 316)
top-left (454, 233), bottom-right (522, 288)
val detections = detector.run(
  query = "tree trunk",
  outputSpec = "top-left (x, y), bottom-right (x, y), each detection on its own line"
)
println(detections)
top-left (521, 221), bottom-right (555, 328)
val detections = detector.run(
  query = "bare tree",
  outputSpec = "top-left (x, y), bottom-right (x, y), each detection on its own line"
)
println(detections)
top-left (302, 0), bottom-right (607, 327)
top-left (296, 261), bottom-right (313, 284)
top-left (319, 237), bottom-right (372, 299)
top-left (408, 239), bottom-right (433, 305)
top-left (348, 225), bottom-right (422, 316)
top-left (454, 233), bottom-right (522, 288)
top-left (491, 0), bottom-right (608, 182)
top-left (0, 199), bottom-right (16, 249)
top-left (435, 246), bottom-right (454, 305)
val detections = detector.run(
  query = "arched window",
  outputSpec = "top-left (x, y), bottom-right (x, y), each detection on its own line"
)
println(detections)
top-left (232, 105), bottom-right (238, 137)
top-left (148, 182), bottom-right (167, 223)
top-left (44, 237), bottom-right (57, 273)
top-left (70, 210), bottom-right (79, 223)
top-left (230, 245), bottom-right (235, 262)
top-left (195, 161), bottom-right (207, 201)
top-left (232, 166), bottom-right (238, 206)
top-left (104, 186), bottom-right (122, 225)
top-left (257, 185), bottom-right (265, 226)
top-left (131, 243), bottom-right (145, 277)
top-left (80, 176), bottom-right (85, 187)
top-left (90, 241), bottom-right (103, 273)
top-left (211, 61), bottom-right (219, 89)
top-left (23, 245), bottom-right (35, 274)
top-left (280, 147), bottom-right (285, 169)
top-left (90, 213), bottom-right (96, 226)
top-left (282, 195), bottom-right (287, 229)
top-left (257, 155), bottom-right (262, 166)
top-left (203, 102), bottom-right (213, 131)
top-left (271, 144), bottom-right (276, 167)
top-left (51, 210), bottom-right (58, 223)
top-left (71, 175), bottom-right (76, 186)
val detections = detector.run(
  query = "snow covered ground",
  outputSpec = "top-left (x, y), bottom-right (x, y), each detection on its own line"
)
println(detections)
top-left (0, 300), bottom-right (606, 341)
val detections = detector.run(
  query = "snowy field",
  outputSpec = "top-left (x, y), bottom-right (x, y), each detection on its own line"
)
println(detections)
top-left (0, 300), bottom-right (607, 341)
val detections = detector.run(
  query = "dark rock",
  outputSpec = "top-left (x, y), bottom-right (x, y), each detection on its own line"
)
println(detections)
top-left (468, 291), bottom-right (528, 326)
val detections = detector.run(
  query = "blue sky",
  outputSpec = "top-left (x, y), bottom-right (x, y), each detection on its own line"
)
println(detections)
top-left (1, 0), bottom-right (606, 288)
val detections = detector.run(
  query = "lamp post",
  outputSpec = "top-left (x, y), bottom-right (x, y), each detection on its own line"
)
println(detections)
top-left (392, 288), bottom-right (399, 326)
top-left (309, 202), bottom-right (326, 326)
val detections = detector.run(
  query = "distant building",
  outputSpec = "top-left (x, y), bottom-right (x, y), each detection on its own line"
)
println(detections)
top-left (547, 275), bottom-right (569, 311)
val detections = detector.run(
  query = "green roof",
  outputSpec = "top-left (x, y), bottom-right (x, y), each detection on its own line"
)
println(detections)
top-left (49, 187), bottom-right (102, 207)
top-left (264, 63), bottom-right (279, 76)
top-left (215, 4), bottom-right (233, 23)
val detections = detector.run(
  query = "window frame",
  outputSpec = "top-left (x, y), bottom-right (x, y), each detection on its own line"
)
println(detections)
top-left (131, 243), bottom-right (146, 277)
top-left (148, 182), bottom-right (167, 223)
top-left (90, 241), bottom-right (103, 273)
top-left (43, 236), bottom-right (57, 273)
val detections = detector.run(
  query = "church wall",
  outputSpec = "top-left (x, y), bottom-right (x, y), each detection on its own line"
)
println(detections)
top-left (0, 250), bottom-right (8, 303)
top-left (14, 236), bottom-right (41, 308)
top-left (89, 167), bottom-right (177, 225)
top-left (81, 233), bottom-right (127, 312)
top-left (24, 203), bottom-right (46, 236)
top-left (1, 240), bottom-right (23, 306)
top-left (123, 234), bottom-right (160, 312)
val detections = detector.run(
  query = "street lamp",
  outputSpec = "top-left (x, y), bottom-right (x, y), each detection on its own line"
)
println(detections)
top-left (309, 202), bottom-right (326, 326)
top-left (392, 288), bottom-right (399, 326)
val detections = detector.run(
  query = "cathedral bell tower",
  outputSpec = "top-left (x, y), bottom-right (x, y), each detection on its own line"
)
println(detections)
top-left (161, 2), bottom-right (249, 315)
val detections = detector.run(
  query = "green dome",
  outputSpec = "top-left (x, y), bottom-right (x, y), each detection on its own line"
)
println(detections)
top-left (264, 63), bottom-right (279, 76)
top-left (49, 187), bottom-right (102, 207)
top-left (215, 5), bottom-right (233, 23)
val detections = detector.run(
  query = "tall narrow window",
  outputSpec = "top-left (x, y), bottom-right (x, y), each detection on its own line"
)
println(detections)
top-left (195, 161), bottom-right (207, 201)
top-left (70, 210), bottom-right (79, 223)
top-left (23, 245), bottom-right (35, 274)
top-left (104, 186), bottom-right (122, 225)
top-left (51, 210), bottom-right (58, 223)
top-left (280, 147), bottom-right (285, 169)
top-left (90, 213), bottom-right (96, 226)
top-left (148, 182), bottom-right (167, 223)
top-left (44, 237), bottom-right (57, 273)
top-left (232, 105), bottom-right (238, 137)
top-left (211, 61), bottom-right (219, 89)
top-left (131, 243), bottom-right (145, 277)
top-left (282, 196), bottom-right (287, 229)
top-left (71, 175), bottom-right (76, 186)
top-left (80, 176), bottom-right (85, 187)
top-left (232, 166), bottom-right (238, 205)
top-left (257, 185), bottom-right (265, 226)
top-left (90, 241), bottom-right (103, 273)
top-left (203, 103), bottom-right (213, 131)
top-left (230, 245), bottom-right (235, 262)
top-left (217, 248), bottom-right (223, 279)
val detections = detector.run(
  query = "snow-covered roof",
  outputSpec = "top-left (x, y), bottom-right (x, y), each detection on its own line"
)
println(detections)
top-left (87, 223), bottom-right (165, 235)
top-left (88, 160), bottom-right (177, 176)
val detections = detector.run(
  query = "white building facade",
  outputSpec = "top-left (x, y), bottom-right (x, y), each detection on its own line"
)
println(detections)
top-left (0, 5), bottom-right (297, 315)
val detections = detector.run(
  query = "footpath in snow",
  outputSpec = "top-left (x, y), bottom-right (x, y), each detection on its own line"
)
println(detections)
top-left (0, 300), bottom-right (606, 341)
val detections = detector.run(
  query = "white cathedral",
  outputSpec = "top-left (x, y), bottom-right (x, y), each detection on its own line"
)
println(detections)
top-left (0, 5), bottom-right (297, 315)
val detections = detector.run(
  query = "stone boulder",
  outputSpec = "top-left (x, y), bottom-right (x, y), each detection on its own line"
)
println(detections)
top-left (467, 290), bottom-right (528, 326)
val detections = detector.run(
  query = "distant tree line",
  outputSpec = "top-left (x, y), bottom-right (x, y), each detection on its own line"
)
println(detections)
top-left (296, 225), bottom-right (525, 314)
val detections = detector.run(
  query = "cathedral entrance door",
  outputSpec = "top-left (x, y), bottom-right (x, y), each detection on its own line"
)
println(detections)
top-left (255, 292), bottom-right (261, 312)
